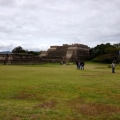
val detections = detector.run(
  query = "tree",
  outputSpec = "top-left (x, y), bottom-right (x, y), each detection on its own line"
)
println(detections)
top-left (90, 43), bottom-right (119, 63)
top-left (28, 51), bottom-right (40, 56)
top-left (12, 46), bottom-right (26, 53)
top-left (113, 43), bottom-right (120, 48)
top-left (90, 43), bottom-right (112, 59)
top-left (12, 46), bottom-right (41, 56)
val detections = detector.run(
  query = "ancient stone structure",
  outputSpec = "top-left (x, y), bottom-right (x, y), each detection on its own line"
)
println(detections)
top-left (0, 53), bottom-right (41, 65)
top-left (40, 43), bottom-right (90, 63)
top-left (0, 43), bottom-right (90, 64)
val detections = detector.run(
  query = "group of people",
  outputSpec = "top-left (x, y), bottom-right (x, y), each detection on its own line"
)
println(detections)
top-left (76, 60), bottom-right (85, 70)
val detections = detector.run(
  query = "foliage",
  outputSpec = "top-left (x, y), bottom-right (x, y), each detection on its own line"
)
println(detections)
top-left (93, 54), bottom-right (118, 63)
top-left (28, 51), bottom-right (40, 56)
top-left (90, 43), bottom-right (120, 63)
top-left (113, 43), bottom-right (120, 48)
top-left (12, 46), bottom-right (26, 53)
top-left (12, 46), bottom-right (40, 56)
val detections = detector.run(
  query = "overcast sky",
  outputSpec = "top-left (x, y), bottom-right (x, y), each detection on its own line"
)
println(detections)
top-left (0, 0), bottom-right (120, 51)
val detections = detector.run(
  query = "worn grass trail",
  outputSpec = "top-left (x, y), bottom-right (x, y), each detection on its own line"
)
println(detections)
top-left (0, 63), bottom-right (120, 120)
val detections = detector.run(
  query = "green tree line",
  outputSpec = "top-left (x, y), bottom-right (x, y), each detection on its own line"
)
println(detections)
top-left (12, 46), bottom-right (40, 56)
top-left (89, 43), bottom-right (120, 63)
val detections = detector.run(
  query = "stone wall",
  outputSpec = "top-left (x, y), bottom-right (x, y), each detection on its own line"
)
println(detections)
top-left (0, 53), bottom-right (41, 65)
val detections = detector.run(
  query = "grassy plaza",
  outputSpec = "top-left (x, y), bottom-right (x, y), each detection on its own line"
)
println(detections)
top-left (0, 62), bottom-right (120, 120)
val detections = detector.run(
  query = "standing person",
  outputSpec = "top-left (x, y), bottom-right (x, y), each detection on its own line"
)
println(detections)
top-left (80, 61), bottom-right (85, 70)
top-left (3, 54), bottom-right (9, 65)
top-left (111, 61), bottom-right (116, 73)
top-left (4, 57), bottom-right (7, 65)
top-left (4, 59), bottom-right (6, 65)
top-left (82, 61), bottom-right (85, 70)
top-left (75, 60), bottom-right (79, 69)
top-left (78, 61), bottom-right (81, 69)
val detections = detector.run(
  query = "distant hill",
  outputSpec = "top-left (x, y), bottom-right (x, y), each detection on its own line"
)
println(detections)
top-left (0, 51), bottom-right (11, 54)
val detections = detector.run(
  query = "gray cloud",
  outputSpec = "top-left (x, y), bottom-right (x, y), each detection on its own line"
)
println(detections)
top-left (0, 0), bottom-right (120, 51)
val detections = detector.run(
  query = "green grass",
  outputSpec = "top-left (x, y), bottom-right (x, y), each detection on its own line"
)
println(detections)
top-left (0, 62), bottom-right (120, 120)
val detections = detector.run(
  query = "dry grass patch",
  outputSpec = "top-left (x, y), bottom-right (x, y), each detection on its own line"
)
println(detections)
top-left (30, 114), bottom-right (41, 120)
top-left (13, 90), bottom-right (45, 101)
top-left (34, 100), bottom-right (57, 109)
top-left (15, 91), bottom-right (33, 99)
top-left (67, 97), bottom-right (120, 117)
top-left (76, 103), bottom-right (120, 116)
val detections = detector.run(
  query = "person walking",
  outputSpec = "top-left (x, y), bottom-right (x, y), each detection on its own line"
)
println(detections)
top-left (111, 61), bottom-right (116, 73)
